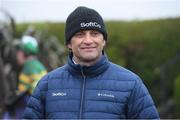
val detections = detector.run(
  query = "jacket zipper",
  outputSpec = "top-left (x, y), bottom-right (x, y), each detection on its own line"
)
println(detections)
top-left (79, 67), bottom-right (86, 119)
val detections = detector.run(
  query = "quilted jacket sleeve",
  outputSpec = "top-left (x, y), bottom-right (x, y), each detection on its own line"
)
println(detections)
top-left (127, 77), bottom-right (160, 119)
top-left (23, 76), bottom-right (48, 119)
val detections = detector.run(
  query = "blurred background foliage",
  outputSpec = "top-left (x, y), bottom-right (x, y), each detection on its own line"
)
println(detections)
top-left (15, 18), bottom-right (180, 118)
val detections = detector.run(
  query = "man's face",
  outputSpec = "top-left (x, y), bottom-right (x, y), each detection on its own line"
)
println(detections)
top-left (67, 30), bottom-right (106, 66)
top-left (16, 50), bottom-right (26, 65)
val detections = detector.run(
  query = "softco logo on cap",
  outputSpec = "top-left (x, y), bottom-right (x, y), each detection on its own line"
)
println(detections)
top-left (80, 22), bottom-right (101, 28)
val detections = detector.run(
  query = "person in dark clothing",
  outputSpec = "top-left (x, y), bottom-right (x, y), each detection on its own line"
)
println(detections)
top-left (23, 6), bottom-right (159, 119)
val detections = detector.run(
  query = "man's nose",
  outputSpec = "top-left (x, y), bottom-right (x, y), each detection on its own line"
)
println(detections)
top-left (83, 33), bottom-right (93, 44)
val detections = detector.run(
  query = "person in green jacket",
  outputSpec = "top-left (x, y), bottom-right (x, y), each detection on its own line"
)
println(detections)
top-left (3, 35), bottom-right (47, 119)
top-left (16, 35), bottom-right (47, 95)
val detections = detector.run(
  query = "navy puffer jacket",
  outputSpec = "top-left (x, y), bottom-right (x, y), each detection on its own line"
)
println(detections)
top-left (23, 55), bottom-right (159, 119)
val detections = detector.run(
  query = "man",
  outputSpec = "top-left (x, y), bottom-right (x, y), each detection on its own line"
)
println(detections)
top-left (23, 6), bottom-right (159, 119)
top-left (3, 35), bottom-right (47, 119)
top-left (16, 35), bottom-right (47, 95)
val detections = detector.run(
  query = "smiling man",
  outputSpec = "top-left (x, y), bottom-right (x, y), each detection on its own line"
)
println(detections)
top-left (68, 30), bottom-right (105, 66)
top-left (23, 6), bottom-right (159, 119)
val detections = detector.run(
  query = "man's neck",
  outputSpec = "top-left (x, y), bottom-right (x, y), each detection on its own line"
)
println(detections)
top-left (72, 55), bottom-right (102, 67)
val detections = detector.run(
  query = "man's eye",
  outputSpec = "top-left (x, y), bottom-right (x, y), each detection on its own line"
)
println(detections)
top-left (91, 32), bottom-right (99, 36)
top-left (74, 33), bottom-right (84, 37)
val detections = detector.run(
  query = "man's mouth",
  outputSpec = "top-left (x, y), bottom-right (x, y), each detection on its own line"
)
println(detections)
top-left (81, 47), bottom-right (96, 51)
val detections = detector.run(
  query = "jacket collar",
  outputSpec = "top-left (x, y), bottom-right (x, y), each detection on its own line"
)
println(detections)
top-left (67, 53), bottom-right (110, 77)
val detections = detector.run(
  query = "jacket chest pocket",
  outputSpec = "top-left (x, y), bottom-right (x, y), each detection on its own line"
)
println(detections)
top-left (84, 90), bottom-right (126, 115)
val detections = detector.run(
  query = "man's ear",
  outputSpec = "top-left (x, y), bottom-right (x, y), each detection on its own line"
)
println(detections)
top-left (103, 40), bottom-right (106, 47)
top-left (67, 43), bottom-right (72, 49)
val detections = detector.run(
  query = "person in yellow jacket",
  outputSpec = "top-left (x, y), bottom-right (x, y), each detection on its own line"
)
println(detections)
top-left (3, 35), bottom-right (47, 119)
top-left (17, 36), bottom-right (47, 94)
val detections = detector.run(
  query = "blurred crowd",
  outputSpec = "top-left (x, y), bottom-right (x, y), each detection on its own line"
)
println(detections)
top-left (0, 10), bottom-right (66, 119)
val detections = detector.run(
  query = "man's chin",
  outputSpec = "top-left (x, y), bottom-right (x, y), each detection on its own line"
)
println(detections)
top-left (81, 55), bottom-right (99, 62)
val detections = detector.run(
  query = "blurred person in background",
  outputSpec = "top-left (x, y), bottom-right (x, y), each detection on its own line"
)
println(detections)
top-left (23, 6), bottom-right (159, 119)
top-left (16, 35), bottom-right (47, 96)
top-left (3, 35), bottom-right (47, 119)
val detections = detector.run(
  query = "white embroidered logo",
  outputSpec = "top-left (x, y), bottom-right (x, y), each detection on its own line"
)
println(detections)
top-left (80, 22), bottom-right (101, 28)
top-left (97, 93), bottom-right (115, 98)
top-left (52, 92), bottom-right (67, 96)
